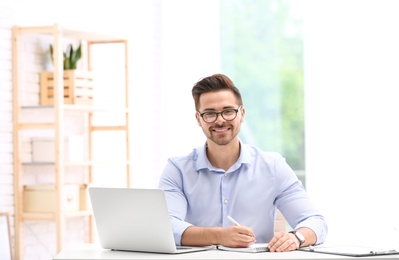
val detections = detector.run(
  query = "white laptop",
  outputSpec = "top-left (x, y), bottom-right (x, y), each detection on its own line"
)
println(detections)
top-left (88, 187), bottom-right (213, 254)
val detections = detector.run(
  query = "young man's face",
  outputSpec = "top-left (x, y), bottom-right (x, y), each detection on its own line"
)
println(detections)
top-left (195, 90), bottom-right (245, 146)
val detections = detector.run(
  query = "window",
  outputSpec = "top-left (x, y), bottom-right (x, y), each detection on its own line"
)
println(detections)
top-left (220, 0), bottom-right (305, 178)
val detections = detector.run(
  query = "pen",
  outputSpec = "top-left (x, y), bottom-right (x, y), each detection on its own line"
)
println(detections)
top-left (227, 215), bottom-right (241, 227)
top-left (370, 249), bottom-right (398, 255)
top-left (227, 215), bottom-right (257, 242)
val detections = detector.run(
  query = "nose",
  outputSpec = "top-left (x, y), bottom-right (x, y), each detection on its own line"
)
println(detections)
top-left (214, 112), bottom-right (226, 124)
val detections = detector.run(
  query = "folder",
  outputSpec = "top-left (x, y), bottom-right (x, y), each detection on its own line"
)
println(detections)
top-left (299, 245), bottom-right (399, 257)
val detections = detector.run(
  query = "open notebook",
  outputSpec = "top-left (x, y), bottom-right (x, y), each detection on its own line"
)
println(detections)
top-left (217, 243), bottom-right (270, 253)
top-left (89, 187), bottom-right (213, 254)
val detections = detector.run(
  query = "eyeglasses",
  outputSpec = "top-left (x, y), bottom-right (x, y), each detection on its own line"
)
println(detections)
top-left (197, 106), bottom-right (242, 123)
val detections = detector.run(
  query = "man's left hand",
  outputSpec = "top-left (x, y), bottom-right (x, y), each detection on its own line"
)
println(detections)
top-left (267, 231), bottom-right (299, 252)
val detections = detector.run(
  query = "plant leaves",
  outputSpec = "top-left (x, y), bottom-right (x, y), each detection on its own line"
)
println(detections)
top-left (49, 42), bottom-right (82, 70)
top-left (49, 44), bottom-right (54, 63)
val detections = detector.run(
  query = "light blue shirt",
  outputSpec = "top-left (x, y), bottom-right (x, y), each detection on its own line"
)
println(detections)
top-left (158, 142), bottom-right (327, 246)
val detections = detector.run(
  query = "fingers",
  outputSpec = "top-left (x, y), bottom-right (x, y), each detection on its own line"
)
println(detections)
top-left (236, 233), bottom-right (256, 247)
top-left (222, 226), bottom-right (256, 248)
top-left (268, 231), bottom-right (298, 252)
top-left (232, 226), bottom-right (256, 247)
top-left (236, 226), bottom-right (256, 239)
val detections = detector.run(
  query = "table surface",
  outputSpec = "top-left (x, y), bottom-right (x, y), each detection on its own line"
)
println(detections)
top-left (53, 243), bottom-right (399, 260)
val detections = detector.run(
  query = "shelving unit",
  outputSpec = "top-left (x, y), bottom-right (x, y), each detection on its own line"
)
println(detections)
top-left (12, 24), bottom-right (130, 259)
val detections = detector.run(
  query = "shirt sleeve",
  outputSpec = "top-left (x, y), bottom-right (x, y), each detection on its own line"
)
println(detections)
top-left (158, 158), bottom-right (193, 246)
top-left (273, 154), bottom-right (328, 245)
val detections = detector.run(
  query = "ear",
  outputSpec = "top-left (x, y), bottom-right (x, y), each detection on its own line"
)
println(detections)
top-left (240, 106), bottom-right (246, 122)
top-left (195, 112), bottom-right (202, 126)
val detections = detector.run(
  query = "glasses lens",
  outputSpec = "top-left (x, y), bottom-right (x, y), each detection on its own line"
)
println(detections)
top-left (222, 109), bottom-right (237, 120)
top-left (203, 112), bottom-right (217, 123)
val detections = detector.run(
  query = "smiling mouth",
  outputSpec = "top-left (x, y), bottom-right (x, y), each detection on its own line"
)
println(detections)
top-left (213, 127), bottom-right (229, 133)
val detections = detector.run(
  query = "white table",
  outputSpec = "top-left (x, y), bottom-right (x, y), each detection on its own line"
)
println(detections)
top-left (53, 243), bottom-right (399, 260)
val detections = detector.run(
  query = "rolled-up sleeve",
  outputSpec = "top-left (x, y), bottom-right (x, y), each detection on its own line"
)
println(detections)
top-left (169, 218), bottom-right (192, 246)
top-left (273, 155), bottom-right (328, 245)
top-left (295, 214), bottom-right (328, 245)
top-left (159, 158), bottom-right (192, 245)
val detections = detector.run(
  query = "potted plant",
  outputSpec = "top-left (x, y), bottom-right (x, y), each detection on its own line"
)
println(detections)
top-left (40, 42), bottom-right (94, 105)
top-left (49, 43), bottom-right (82, 70)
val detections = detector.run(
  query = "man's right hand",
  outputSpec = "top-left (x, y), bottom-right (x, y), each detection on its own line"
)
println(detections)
top-left (219, 225), bottom-right (256, 247)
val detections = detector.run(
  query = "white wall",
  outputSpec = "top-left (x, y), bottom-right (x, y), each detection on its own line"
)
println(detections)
top-left (0, 0), bottom-right (16, 258)
top-left (304, 0), bottom-right (399, 248)
top-left (136, 0), bottom-right (220, 187)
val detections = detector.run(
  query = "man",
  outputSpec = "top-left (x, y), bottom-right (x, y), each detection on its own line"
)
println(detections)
top-left (158, 74), bottom-right (327, 252)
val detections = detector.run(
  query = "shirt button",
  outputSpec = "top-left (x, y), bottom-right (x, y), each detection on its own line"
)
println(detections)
top-left (224, 173), bottom-right (228, 177)
top-left (224, 199), bottom-right (228, 204)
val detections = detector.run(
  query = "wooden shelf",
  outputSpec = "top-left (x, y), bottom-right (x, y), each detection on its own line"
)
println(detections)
top-left (12, 23), bottom-right (131, 259)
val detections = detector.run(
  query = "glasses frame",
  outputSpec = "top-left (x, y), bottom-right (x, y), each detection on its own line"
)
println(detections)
top-left (197, 105), bottom-right (242, 123)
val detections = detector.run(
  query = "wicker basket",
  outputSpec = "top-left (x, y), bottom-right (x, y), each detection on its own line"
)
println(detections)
top-left (40, 70), bottom-right (94, 105)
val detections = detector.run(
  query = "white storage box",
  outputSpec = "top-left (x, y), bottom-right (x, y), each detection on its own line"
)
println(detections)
top-left (23, 184), bottom-right (80, 213)
top-left (32, 135), bottom-right (85, 162)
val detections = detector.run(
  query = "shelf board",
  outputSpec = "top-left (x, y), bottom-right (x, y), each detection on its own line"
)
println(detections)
top-left (21, 105), bottom-right (54, 109)
top-left (21, 105), bottom-right (129, 113)
top-left (22, 161), bottom-right (130, 166)
top-left (22, 161), bottom-right (92, 167)
top-left (22, 210), bottom-right (93, 221)
top-left (18, 122), bottom-right (55, 130)
top-left (15, 24), bottom-right (127, 43)
top-left (22, 162), bottom-right (55, 166)
top-left (21, 105), bottom-right (106, 112)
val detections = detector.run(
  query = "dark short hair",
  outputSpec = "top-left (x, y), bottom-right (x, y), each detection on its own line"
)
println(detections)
top-left (192, 74), bottom-right (243, 110)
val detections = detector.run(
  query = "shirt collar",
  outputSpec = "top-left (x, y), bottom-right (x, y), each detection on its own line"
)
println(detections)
top-left (195, 141), bottom-right (252, 172)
